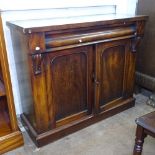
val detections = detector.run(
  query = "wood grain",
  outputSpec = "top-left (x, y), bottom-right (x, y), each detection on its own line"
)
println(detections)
top-left (99, 43), bottom-right (125, 105)
top-left (0, 131), bottom-right (23, 155)
top-left (0, 102), bottom-right (11, 137)
top-left (46, 27), bottom-right (135, 48)
top-left (48, 46), bottom-right (93, 121)
top-left (6, 14), bottom-right (148, 34)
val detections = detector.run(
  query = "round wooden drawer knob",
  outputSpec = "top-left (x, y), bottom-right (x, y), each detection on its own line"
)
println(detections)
top-left (79, 39), bottom-right (82, 43)
top-left (35, 47), bottom-right (40, 51)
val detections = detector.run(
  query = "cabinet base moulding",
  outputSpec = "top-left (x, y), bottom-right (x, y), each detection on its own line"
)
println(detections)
top-left (21, 98), bottom-right (135, 147)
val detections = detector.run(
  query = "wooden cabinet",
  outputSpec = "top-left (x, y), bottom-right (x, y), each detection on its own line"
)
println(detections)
top-left (7, 14), bottom-right (147, 147)
top-left (0, 16), bottom-right (23, 154)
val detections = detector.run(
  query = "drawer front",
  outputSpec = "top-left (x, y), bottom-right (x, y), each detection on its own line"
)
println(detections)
top-left (45, 26), bottom-right (136, 49)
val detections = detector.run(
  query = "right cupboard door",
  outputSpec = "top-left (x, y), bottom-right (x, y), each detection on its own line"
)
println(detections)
top-left (95, 39), bottom-right (135, 112)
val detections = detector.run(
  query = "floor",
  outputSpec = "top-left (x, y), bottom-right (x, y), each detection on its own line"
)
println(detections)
top-left (5, 94), bottom-right (155, 155)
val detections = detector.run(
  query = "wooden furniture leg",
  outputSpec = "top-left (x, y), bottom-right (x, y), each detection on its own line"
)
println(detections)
top-left (133, 125), bottom-right (147, 155)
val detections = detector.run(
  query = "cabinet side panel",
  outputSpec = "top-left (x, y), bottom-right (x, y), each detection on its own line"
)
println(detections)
top-left (10, 30), bottom-right (36, 127)
top-left (100, 45), bottom-right (125, 105)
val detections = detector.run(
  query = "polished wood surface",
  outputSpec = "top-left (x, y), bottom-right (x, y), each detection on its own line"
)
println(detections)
top-left (133, 111), bottom-right (155, 155)
top-left (0, 14), bottom-right (23, 153)
top-left (46, 27), bottom-right (136, 48)
top-left (97, 41), bottom-right (126, 106)
top-left (0, 79), bottom-right (5, 97)
top-left (7, 14), bottom-right (148, 33)
top-left (0, 131), bottom-right (23, 155)
top-left (8, 14), bottom-right (147, 147)
top-left (0, 101), bottom-right (11, 137)
top-left (47, 46), bottom-right (93, 122)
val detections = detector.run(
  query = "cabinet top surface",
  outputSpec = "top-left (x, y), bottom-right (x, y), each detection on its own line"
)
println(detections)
top-left (7, 14), bottom-right (148, 34)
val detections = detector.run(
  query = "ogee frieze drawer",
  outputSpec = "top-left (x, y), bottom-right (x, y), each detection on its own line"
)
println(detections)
top-left (45, 26), bottom-right (136, 48)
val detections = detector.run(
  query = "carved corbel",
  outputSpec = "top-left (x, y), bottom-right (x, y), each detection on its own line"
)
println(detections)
top-left (131, 36), bottom-right (142, 53)
top-left (32, 53), bottom-right (43, 75)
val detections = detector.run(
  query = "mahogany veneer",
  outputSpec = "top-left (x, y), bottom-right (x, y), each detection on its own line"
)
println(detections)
top-left (7, 14), bottom-right (147, 147)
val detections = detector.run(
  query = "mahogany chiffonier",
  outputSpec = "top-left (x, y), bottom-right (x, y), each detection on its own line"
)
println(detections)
top-left (0, 15), bottom-right (23, 153)
top-left (7, 14), bottom-right (147, 147)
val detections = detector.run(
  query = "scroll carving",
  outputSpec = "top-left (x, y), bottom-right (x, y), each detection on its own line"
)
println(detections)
top-left (32, 53), bottom-right (43, 75)
top-left (131, 36), bottom-right (142, 53)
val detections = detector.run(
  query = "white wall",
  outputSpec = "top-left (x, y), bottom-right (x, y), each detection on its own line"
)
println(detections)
top-left (116, 0), bottom-right (138, 14)
top-left (0, 0), bottom-right (115, 10)
top-left (0, 0), bottom-right (138, 115)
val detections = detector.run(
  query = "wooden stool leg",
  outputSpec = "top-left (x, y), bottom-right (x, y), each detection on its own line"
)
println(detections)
top-left (133, 125), bottom-right (147, 155)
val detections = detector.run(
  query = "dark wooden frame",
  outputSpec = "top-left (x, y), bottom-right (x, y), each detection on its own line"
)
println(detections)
top-left (0, 14), bottom-right (23, 154)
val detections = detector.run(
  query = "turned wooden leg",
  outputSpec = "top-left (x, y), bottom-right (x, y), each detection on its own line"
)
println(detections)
top-left (133, 125), bottom-right (147, 155)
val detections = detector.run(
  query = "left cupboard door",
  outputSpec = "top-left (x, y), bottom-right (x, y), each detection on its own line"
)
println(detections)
top-left (46, 46), bottom-right (94, 128)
